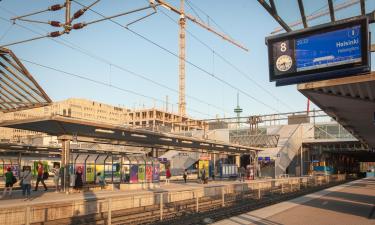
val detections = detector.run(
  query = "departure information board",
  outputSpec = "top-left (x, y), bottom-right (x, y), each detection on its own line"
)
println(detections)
top-left (295, 25), bottom-right (361, 71)
top-left (266, 17), bottom-right (370, 86)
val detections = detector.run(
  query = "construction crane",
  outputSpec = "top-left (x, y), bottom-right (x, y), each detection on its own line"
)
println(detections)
top-left (154, 0), bottom-right (248, 117)
top-left (6, 0), bottom-right (248, 118)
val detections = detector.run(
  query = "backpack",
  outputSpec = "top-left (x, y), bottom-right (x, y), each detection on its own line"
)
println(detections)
top-left (166, 170), bottom-right (171, 178)
top-left (11, 175), bottom-right (17, 185)
top-left (43, 171), bottom-right (49, 180)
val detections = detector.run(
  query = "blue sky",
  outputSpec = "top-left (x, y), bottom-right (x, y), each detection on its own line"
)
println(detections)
top-left (0, 0), bottom-right (374, 119)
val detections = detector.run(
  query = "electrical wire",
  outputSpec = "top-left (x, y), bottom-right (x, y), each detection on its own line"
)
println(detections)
top-left (158, 7), bottom-right (296, 112)
top-left (19, 58), bottom-right (214, 118)
top-left (0, 23), bottom-right (13, 42)
top-left (185, 0), bottom-right (231, 38)
top-left (0, 11), bottom-right (231, 115)
top-left (72, 0), bottom-right (281, 113)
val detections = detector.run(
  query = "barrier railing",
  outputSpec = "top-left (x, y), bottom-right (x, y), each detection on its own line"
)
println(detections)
top-left (0, 174), bottom-right (350, 225)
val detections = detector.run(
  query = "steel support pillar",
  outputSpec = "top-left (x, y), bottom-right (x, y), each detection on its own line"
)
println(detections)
top-left (61, 139), bottom-right (71, 193)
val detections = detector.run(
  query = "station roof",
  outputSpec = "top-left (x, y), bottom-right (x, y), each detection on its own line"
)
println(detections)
top-left (0, 115), bottom-right (258, 154)
top-left (258, 0), bottom-right (375, 34)
top-left (0, 47), bottom-right (51, 112)
top-left (298, 72), bottom-right (375, 149)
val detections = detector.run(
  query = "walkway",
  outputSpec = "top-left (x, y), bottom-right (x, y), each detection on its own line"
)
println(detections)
top-left (213, 178), bottom-right (375, 225)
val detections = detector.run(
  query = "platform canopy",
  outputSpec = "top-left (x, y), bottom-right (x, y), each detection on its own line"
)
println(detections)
top-left (298, 72), bottom-right (375, 149)
top-left (257, 0), bottom-right (375, 34)
top-left (0, 115), bottom-right (258, 154)
top-left (0, 47), bottom-right (51, 112)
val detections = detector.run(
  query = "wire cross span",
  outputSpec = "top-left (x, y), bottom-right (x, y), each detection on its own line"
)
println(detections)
top-left (1, 0), bottom-right (158, 48)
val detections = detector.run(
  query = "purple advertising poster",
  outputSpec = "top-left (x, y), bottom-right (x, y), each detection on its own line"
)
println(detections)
top-left (130, 165), bottom-right (138, 183)
top-left (153, 164), bottom-right (159, 182)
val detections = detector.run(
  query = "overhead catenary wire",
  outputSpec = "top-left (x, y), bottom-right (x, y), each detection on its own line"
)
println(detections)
top-left (185, 0), bottom-right (231, 38)
top-left (19, 58), bottom-right (214, 118)
top-left (158, 6), bottom-right (296, 112)
top-left (0, 23), bottom-right (13, 42)
top-left (72, 1), bottom-right (281, 113)
top-left (0, 12), bottom-right (230, 115)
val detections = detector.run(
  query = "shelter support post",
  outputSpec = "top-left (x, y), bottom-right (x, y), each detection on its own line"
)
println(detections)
top-left (60, 138), bottom-right (71, 193)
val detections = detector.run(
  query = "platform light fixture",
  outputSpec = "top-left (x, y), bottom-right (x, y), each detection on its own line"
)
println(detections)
top-left (95, 128), bottom-right (115, 134)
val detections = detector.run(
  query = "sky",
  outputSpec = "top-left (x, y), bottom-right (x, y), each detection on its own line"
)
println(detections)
top-left (0, 0), bottom-right (374, 119)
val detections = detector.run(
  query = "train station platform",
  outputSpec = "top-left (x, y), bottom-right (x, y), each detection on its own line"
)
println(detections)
top-left (0, 175), bottom-right (350, 224)
top-left (213, 178), bottom-right (375, 225)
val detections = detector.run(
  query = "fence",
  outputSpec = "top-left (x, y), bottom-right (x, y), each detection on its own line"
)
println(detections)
top-left (0, 174), bottom-right (349, 225)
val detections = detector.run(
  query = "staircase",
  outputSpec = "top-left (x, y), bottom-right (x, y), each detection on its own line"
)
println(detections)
top-left (274, 124), bottom-right (303, 177)
top-left (159, 150), bottom-right (200, 175)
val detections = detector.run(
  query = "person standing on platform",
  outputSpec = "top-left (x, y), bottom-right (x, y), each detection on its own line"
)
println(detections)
top-left (240, 166), bottom-right (246, 182)
top-left (201, 168), bottom-right (207, 184)
top-left (74, 167), bottom-right (83, 192)
top-left (52, 164), bottom-right (61, 192)
top-left (96, 172), bottom-right (106, 189)
top-left (165, 167), bottom-right (171, 185)
top-left (183, 169), bottom-right (188, 183)
top-left (21, 166), bottom-right (32, 200)
top-left (1, 167), bottom-right (15, 198)
top-left (34, 162), bottom-right (47, 191)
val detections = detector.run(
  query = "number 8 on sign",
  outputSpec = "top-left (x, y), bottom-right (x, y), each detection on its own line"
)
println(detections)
top-left (280, 42), bottom-right (287, 52)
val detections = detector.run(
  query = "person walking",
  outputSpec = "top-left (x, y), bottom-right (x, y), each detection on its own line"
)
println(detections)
top-left (165, 167), bottom-right (171, 185)
top-left (52, 164), bottom-right (61, 192)
top-left (21, 166), bottom-right (32, 200)
top-left (34, 162), bottom-right (48, 191)
top-left (201, 168), bottom-right (207, 184)
top-left (1, 167), bottom-right (15, 198)
top-left (74, 167), bottom-right (83, 192)
top-left (183, 169), bottom-right (188, 183)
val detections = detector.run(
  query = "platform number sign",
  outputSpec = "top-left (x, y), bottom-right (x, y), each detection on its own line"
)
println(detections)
top-left (272, 39), bottom-right (296, 76)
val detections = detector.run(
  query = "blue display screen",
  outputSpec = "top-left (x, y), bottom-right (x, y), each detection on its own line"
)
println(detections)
top-left (295, 25), bottom-right (362, 72)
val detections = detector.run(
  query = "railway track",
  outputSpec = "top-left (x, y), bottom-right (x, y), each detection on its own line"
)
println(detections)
top-left (37, 180), bottom-right (351, 225)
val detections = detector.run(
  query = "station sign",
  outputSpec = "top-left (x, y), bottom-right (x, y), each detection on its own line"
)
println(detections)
top-left (266, 17), bottom-right (370, 86)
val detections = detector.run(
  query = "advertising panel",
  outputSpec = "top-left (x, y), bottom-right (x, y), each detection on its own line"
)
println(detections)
top-left (153, 164), bottom-right (159, 182)
top-left (130, 165), bottom-right (138, 183)
top-left (0, 164), bottom-right (3, 176)
top-left (146, 165), bottom-right (153, 182)
top-left (86, 165), bottom-right (95, 182)
top-left (138, 164), bottom-right (145, 182)
top-left (122, 165), bottom-right (130, 183)
top-left (198, 160), bottom-right (209, 178)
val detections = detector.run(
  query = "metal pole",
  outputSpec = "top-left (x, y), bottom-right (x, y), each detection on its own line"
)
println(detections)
top-left (257, 185), bottom-right (261, 199)
top-left (300, 147), bottom-right (303, 176)
top-left (65, 0), bottom-right (71, 25)
top-left (25, 206), bottom-right (31, 225)
top-left (160, 193), bottom-right (163, 220)
top-left (195, 191), bottom-right (199, 212)
top-left (221, 186), bottom-right (225, 207)
top-left (61, 140), bottom-right (66, 192)
top-left (108, 198), bottom-right (112, 225)
top-left (18, 152), bottom-right (22, 179)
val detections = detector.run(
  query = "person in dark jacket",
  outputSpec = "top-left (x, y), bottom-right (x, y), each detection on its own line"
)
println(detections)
top-left (34, 162), bottom-right (47, 191)
top-left (74, 167), bottom-right (83, 192)
top-left (183, 169), bottom-right (188, 183)
top-left (1, 167), bottom-right (15, 198)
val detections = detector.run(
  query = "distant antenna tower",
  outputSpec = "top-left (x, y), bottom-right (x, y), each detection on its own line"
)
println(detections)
top-left (234, 92), bottom-right (243, 128)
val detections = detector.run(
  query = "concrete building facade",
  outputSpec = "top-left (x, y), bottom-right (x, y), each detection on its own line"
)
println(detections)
top-left (0, 98), bottom-right (205, 142)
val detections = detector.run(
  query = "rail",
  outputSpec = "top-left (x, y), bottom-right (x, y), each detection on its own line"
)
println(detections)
top-left (0, 174), bottom-right (352, 225)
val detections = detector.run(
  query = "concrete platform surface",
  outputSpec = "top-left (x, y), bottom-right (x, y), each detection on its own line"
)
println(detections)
top-left (213, 178), bottom-right (375, 225)
top-left (0, 180), bottom-right (247, 208)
